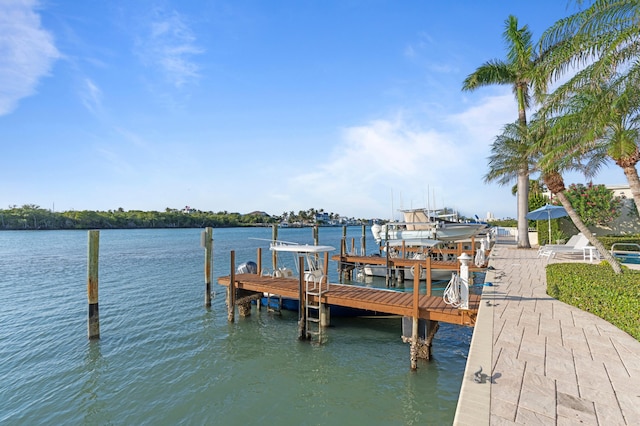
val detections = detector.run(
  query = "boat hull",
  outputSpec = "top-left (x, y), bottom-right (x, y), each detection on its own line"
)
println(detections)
top-left (362, 264), bottom-right (453, 282)
top-left (259, 297), bottom-right (396, 317)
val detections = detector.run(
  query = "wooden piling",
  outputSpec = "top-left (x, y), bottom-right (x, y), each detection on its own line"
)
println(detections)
top-left (87, 230), bottom-right (100, 339)
top-left (426, 257), bottom-right (432, 297)
top-left (272, 224), bottom-right (278, 272)
top-left (203, 227), bottom-right (213, 307)
top-left (256, 247), bottom-right (262, 311)
top-left (410, 264), bottom-right (420, 370)
top-left (339, 228), bottom-right (347, 282)
top-left (297, 255), bottom-right (306, 339)
top-left (256, 247), bottom-right (262, 276)
top-left (227, 250), bottom-right (236, 322)
top-left (313, 224), bottom-right (319, 246)
top-left (361, 225), bottom-right (366, 256)
top-left (385, 241), bottom-right (391, 287)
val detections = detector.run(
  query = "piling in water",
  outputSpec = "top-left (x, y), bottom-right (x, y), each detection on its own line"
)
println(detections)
top-left (203, 227), bottom-right (213, 307)
top-left (87, 230), bottom-right (100, 339)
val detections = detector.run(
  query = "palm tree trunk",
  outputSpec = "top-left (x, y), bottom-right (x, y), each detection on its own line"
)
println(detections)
top-left (555, 191), bottom-right (623, 274)
top-left (517, 170), bottom-right (531, 248)
top-left (622, 165), bottom-right (640, 216)
top-left (515, 86), bottom-right (531, 249)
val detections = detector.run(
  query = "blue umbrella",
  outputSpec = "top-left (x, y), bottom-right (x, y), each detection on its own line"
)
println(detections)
top-left (526, 204), bottom-right (568, 243)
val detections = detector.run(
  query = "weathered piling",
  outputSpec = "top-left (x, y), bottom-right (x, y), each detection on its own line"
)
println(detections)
top-left (361, 225), bottom-right (366, 256)
top-left (410, 264), bottom-right (420, 370)
top-left (271, 224), bottom-right (278, 272)
top-left (256, 247), bottom-right (262, 312)
top-left (203, 227), bottom-right (213, 307)
top-left (227, 250), bottom-right (236, 322)
top-left (297, 255), bottom-right (307, 339)
top-left (87, 230), bottom-right (100, 339)
top-left (339, 226), bottom-right (348, 282)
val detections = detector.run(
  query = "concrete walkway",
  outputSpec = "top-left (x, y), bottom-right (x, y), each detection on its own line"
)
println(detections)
top-left (454, 242), bottom-right (640, 425)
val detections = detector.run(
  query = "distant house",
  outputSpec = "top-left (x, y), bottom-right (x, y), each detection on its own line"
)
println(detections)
top-left (182, 206), bottom-right (195, 214)
top-left (246, 211), bottom-right (270, 217)
top-left (315, 212), bottom-right (330, 223)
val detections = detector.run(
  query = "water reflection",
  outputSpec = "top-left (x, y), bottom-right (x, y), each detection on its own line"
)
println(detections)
top-left (81, 340), bottom-right (109, 425)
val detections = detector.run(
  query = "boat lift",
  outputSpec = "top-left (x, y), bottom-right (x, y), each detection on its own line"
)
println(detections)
top-left (268, 241), bottom-right (335, 342)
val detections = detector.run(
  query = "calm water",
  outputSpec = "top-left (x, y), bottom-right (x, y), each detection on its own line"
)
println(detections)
top-left (0, 227), bottom-right (472, 425)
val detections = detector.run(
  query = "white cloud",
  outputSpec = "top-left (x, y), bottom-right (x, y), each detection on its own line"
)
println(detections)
top-left (275, 93), bottom-right (521, 219)
top-left (79, 78), bottom-right (102, 115)
top-left (136, 9), bottom-right (203, 88)
top-left (0, 0), bottom-right (60, 115)
top-left (451, 90), bottom-right (517, 143)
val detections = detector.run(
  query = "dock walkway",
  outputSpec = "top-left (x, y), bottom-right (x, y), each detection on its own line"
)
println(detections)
top-left (454, 242), bottom-right (640, 425)
top-left (217, 274), bottom-right (479, 326)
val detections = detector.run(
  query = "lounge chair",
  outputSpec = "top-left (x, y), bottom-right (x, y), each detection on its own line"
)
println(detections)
top-left (538, 233), bottom-right (593, 261)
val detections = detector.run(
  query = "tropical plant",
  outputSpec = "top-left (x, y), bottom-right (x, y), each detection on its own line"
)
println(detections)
top-left (463, 15), bottom-right (545, 248)
top-left (484, 121), bottom-right (541, 240)
top-left (533, 115), bottom-right (623, 274)
top-left (538, 1), bottom-right (640, 214)
top-left (562, 182), bottom-right (622, 227)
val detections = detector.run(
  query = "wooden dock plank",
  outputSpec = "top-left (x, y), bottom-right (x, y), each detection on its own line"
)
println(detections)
top-left (217, 274), bottom-right (479, 326)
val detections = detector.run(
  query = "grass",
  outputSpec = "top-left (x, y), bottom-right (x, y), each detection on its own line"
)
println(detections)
top-left (546, 262), bottom-right (640, 341)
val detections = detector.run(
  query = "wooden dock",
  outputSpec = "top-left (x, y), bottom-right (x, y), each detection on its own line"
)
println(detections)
top-left (217, 273), bottom-right (479, 326)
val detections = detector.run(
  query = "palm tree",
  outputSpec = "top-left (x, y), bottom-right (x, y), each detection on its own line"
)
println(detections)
top-left (545, 75), bottom-right (640, 215)
top-left (542, 170), bottom-right (622, 274)
top-left (536, 2), bottom-right (640, 209)
top-left (463, 15), bottom-right (543, 248)
top-left (533, 115), bottom-right (623, 274)
top-left (485, 121), bottom-right (540, 211)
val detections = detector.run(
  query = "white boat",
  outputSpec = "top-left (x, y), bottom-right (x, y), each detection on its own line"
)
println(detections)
top-left (361, 239), bottom-right (454, 282)
top-left (371, 208), bottom-right (487, 243)
top-left (362, 263), bottom-right (454, 282)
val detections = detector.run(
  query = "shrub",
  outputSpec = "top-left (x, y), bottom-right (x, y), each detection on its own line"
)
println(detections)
top-left (547, 263), bottom-right (640, 341)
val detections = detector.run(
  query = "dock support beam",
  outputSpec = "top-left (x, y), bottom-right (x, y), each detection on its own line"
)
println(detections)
top-left (87, 230), bottom-right (100, 339)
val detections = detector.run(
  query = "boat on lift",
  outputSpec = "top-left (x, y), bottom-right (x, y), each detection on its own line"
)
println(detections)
top-left (371, 208), bottom-right (487, 244)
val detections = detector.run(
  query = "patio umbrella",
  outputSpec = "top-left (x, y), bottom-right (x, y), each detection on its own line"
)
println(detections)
top-left (526, 204), bottom-right (568, 243)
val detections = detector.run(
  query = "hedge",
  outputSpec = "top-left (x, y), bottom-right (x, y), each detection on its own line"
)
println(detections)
top-left (547, 263), bottom-right (640, 341)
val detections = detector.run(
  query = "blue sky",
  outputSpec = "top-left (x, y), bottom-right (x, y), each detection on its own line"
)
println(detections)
top-left (0, 0), bottom-right (626, 220)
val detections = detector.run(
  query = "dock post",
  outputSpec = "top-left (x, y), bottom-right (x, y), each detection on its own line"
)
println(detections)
top-left (313, 224), bottom-right (319, 246)
top-left (227, 250), bottom-right (236, 322)
top-left (339, 227), bottom-right (347, 282)
top-left (272, 225), bottom-right (278, 272)
top-left (361, 225), bottom-right (366, 256)
top-left (385, 241), bottom-right (390, 287)
top-left (256, 247), bottom-right (262, 311)
top-left (321, 252), bottom-right (331, 327)
top-left (203, 227), bottom-right (213, 307)
top-left (297, 255), bottom-right (307, 339)
top-left (87, 230), bottom-right (100, 339)
top-left (426, 257), bottom-right (432, 297)
top-left (458, 253), bottom-right (471, 310)
top-left (256, 247), bottom-right (262, 276)
top-left (410, 264), bottom-right (420, 370)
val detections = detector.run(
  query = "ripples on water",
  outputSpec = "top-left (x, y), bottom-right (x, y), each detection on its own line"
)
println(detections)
top-left (0, 228), bottom-right (472, 424)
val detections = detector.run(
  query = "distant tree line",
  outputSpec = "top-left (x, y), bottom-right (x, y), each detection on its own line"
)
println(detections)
top-left (0, 205), bottom-right (357, 230)
top-left (0, 205), bottom-right (276, 230)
